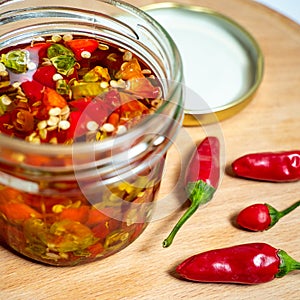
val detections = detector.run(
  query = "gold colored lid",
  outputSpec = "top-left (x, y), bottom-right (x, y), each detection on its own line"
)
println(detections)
top-left (143, 3), bottom-right (264, 125)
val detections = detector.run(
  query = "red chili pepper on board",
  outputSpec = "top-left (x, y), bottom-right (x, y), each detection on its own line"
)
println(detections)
top-left (162, 136), bottom-right (220, 248)
top-left (231, 151), bottom-right (300, 182)
top-left (176, 243), bottom-right (300, 284)
top-left (237, 200), bottom-right (300, 231)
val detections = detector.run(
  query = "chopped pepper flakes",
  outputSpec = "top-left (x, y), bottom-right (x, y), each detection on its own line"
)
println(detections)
top-left (0, 34), bottom-right (162, 144)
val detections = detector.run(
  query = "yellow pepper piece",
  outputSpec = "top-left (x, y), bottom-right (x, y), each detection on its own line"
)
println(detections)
top-left (83, 66), bottom-right (111, 82)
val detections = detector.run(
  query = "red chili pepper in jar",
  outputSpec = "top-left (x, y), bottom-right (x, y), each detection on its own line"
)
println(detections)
top-left (176, 243), bottom-right (300, 284)
top-left (33, 65), bottom-right (57, 89)
top-left (65, 39), bottom-right (99, 60)
top-left (231, 150), bottom-right (300, 182)
top-left (162, 136), bottom-right (220, 248)
top-left (236, 200), bottom-right (300, 231)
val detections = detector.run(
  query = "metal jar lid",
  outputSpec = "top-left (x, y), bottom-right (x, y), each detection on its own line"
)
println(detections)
top-left (143, 3), bottom-right (264, 125)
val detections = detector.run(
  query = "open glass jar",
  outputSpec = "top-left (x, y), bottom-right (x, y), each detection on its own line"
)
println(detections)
top-left (0, 0), bottom-right (184, 266)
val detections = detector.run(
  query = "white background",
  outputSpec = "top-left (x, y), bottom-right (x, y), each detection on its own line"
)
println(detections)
top-left (254, 0), bottom-right (300, 24)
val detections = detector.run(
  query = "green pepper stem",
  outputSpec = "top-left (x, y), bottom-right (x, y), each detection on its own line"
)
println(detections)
top-left (162, 180), bottom-right (215, 248)
top-left (267, 200), bottom-right (300, 228)
top-left (278, 200), bottom-right (300, 218)
top-left (276, 249), bottom-right (300, 278)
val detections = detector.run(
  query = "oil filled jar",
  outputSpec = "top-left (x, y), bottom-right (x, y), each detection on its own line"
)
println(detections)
top-left (0, 0), bottom-right (184, 266)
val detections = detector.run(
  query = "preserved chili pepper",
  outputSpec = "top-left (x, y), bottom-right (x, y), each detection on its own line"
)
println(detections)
top-left (0, 34), bottom-right (161, 144)
top-left (231, 151), bottom-right (300, 182)
top-left (176, 243), bottom-right (300, 284)
top-left (162, 136), bottom-right (220, 248)
top-left (237, 200), bottom-right (300, 231)
top-left (65, 38), bottom-right (99, 60)
top-left (0, 33), bottom-right (165, 265)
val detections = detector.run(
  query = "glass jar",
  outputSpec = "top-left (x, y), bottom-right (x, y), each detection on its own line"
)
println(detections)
top-left (0, 0), bottom-right (184, 266)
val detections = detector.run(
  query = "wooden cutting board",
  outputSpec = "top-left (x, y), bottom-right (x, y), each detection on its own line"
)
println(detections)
top-left (1, 0), bottom-right (300, 299)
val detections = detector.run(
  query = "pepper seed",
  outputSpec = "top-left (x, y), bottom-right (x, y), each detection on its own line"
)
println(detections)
top-left (61, 106), bottom-right (70, 114)
top-left (123, 51), bottom-right (132, 61)
top-left (116, 125), bottom-right (127, 135)
top-left (110, 79), bottom-right (126, 89)
top-left (32, 101), bottom-right (42, 107)
top-left (86, 121), bottom-right (99, 131)
top-left (81, 51), bottom-right (91, 59)
top-left (101, 123), bottom-right (115, 133)
top-left (47, 125), bottom-right (58, 131)
top-left (49, 107), bottom-right (62, 116)
top-left (37, 120), bottom-right (47, 130)
top-left (142, 69), bottom-right (152, 75)
top-left (58, 120), bottom-right (71, 130)
top-left (99, 44), bottom-right (109, 50)
top-left (49, 137), bottom-right (58, 144)
top-left (47, 116), bottom-right (60, 126)
top-left (42, 58), bottom-right (52, 66)
top-left (39, 128), bottom-right (47, 140)
top-left (27, 61), bottom-right (37, 71)
top-left (0, 70), bottom-right (8, 77)
top-left (51, 34), bottom-right (62, 43)
top-left (107, 53), bottom-right (117, 62)
top-left (151, 99), bottom-right (162, 108)
top-left (12, 82), bottom-right (21, 88)
top-left (100, 81), bottom-right (109, 89)
top-left (63, 34), bottom-right (73, 41)
top-left (1, 95), bottom-right (12, 106)
top-left (52, 73), bottom-right (63, 81)
top-left (0, 63), bottom-right (6, 72)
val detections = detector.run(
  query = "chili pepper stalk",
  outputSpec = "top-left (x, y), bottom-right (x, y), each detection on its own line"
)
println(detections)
top-left (237, 200), bottom-right (300, 231)
top-left (176, 243), bottom-right (300, 284)
top-left (163, 136), bottom-right (220, 248)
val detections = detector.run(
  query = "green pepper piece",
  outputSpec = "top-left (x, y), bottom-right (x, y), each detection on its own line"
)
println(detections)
top-left (104, 230), bottom-right (129, 251)
top-left (0, 95), bottom-right (10, 115)
top-left (1, 50), bottom-right (29, 73)
top-left (23, 219), bottom-right (49, 255)
top-left (48, 219), bottom-right (98, 253)
top-left (83, 66), bottom-right (111, 82)
top-left (47, 44), bottom-right (74, 59)
top-left (56, 79), bottom-right (71, 96)
top-left (71, 82), bottom-right (106, 99)
top-left (50, 55), bottom-right (76, 76)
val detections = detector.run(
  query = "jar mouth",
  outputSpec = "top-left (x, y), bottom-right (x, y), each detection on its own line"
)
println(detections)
top-left (0, 0), bottom-right (184, 163)
top-left (0, 94), bottom-right (182, 153)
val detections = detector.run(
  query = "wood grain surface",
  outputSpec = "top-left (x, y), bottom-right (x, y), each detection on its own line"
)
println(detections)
top-left (1, 0), bottom-right (300, 299)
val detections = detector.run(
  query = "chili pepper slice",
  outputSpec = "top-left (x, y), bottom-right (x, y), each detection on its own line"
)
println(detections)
top-left (21, 80), bottom-right (44, 104)
top-left (237, 200), bottom-right (300, 231)
top-left (163, 136), bottom-right (220, 247)
top-left (115, 57), bottom-right (144, 80)
top-left (126, 77), bottom-right (160, 99)
top-left (33, 65), bottom-right (57, 89)
top-left (42, 87), bottom-right (67, 109)
top-left (0, 203), bottom-right (41, 224)
top-left (26, 42), bottom-right (52, 64)
top-left (176, 243), bottom-right (300, 284)
top-left (65, 39), bottom-right (99, 60)
top-left (231, 150), bottom-right (300, 182)
top-left (59, 205), bottom-right (90, 224)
